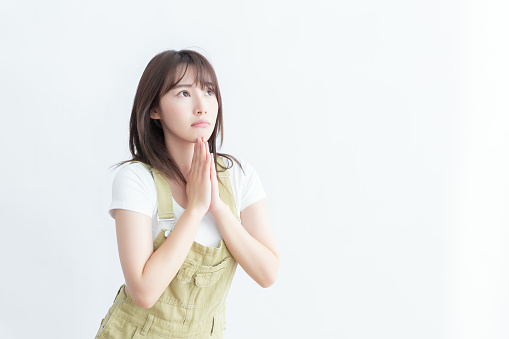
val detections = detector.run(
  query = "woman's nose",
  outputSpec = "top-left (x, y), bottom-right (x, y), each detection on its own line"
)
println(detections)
top-left (194, 97), bottom-right (207, 115)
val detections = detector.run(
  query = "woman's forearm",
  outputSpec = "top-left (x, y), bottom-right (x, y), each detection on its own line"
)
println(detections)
top-left (138, 208), bottom-right (204, 308)
top-left (212, 203), bottom-right (280, 288)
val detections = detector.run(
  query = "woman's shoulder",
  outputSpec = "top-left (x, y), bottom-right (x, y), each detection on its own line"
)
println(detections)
top-left (218, 154), bottom-right (262, 182)
top-left (112, 161), bottom-right (155, 188)
top-left (116, 161), bottom-right (152, 174)
top-left (109, 161), bottom-right (156, 219)
top-left (218, 154), bottom-right (266, 212)
top-left (219, 155), bottom-right (246, 175)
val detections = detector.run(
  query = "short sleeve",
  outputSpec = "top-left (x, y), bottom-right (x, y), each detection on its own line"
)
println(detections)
top-left (108, 163), bottom-right (156, 219)
top-left (240, 160), bottom-right (267, 212)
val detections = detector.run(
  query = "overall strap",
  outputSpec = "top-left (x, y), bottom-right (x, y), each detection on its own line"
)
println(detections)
top-left (215, 157), bottom-right (241, 222)
top-left (131, 158), bottom-right (241, 223)
top-left (131, 161), bottom-right (175, 222)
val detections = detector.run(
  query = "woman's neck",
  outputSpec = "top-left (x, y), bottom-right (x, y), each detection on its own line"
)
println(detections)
top-left (165, 136), bottom-right (198, 182)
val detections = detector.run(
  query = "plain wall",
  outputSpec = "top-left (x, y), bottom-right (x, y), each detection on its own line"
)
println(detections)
top-left (0, 1), bottom-right (508, 338)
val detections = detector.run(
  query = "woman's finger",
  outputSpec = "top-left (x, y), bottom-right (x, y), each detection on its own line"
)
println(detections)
top-left (206, 140), bottom-right (212, 173)
top-left (209, 157), bottom-right (212, 182)
top-left (191, 139), bottom-right (199, 176)
top-left (202, 138), bottom-right (209, 178)
top-left (199, 138), bottom-right (205, 169)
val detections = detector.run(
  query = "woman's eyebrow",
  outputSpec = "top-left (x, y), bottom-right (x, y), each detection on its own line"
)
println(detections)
top-left (173, 81), bottom-right (214, 89)
top-left (173, 83), bottom-right (193, 89)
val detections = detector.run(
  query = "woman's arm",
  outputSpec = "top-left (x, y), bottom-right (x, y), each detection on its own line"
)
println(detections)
top-left (211, 198), bottom-right (280, 288)
top-left (115, 138), bottom-right (212, 309)
top-left (114, 207), bottom-right (204, 309)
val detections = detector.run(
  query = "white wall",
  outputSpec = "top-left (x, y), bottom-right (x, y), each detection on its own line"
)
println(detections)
top-left (0, 1), bottom-right (507, 338)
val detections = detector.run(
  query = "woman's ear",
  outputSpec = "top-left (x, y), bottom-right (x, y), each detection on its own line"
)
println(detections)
top-left (150, 107), bottom-right (160, 120)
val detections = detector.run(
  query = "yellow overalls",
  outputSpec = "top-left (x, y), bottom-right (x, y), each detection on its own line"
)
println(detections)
top-left (96, 157), bottom-right (239, 338)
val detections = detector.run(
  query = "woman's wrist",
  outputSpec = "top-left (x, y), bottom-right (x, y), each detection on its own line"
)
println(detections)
top-left (209, 201), bottom-right (229, 219)
top-left (184, 206), bottom-right (207, 219)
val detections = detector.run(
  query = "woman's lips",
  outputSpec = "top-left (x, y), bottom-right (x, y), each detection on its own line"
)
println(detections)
top-left (192, 122), bottom-right (209, 127)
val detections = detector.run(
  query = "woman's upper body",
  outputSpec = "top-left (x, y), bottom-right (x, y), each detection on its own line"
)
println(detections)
top-left (109, 156), bottom-right (267, 248)
top-left (110, 49), bottom-right (279, 309)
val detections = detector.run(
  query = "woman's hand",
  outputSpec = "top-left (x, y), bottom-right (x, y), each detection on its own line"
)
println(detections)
top-left (186, 137), bottom-right (211, 216)
top-left (206, 139), bottom-right (226, 215)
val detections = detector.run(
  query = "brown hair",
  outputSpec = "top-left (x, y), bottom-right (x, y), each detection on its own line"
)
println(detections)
top-left (112, 49), bottom-right (244, 189)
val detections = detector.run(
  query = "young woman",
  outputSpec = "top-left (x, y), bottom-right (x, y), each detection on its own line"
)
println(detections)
top-left (95, 49), bottom-right (279, 339)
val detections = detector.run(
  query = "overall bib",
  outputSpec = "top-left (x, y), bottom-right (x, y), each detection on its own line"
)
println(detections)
top-left (96, 157), bottom-right (240, 339)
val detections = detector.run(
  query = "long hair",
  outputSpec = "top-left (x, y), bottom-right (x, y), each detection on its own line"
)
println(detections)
top-left (111, 49), bottom-right (244, 189)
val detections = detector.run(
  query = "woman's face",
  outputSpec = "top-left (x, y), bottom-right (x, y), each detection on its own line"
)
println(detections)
top-left (150, 66), bottom-right (219, 144)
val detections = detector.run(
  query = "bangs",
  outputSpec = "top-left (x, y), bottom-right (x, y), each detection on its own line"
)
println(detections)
top-left (160, 54), bottom-right (219, 96)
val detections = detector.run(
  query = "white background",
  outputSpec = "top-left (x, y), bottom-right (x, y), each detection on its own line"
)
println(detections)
top-left (0, 1), bottom-right (508, 338)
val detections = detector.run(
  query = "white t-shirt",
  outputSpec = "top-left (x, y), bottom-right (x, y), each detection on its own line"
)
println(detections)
top-left (108, 156), bottom-right (266, 248)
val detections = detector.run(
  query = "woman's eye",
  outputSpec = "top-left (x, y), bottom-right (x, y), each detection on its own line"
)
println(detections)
top-left (177, 89), bottom-right (214, 97)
